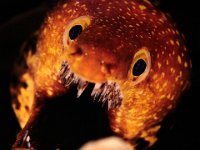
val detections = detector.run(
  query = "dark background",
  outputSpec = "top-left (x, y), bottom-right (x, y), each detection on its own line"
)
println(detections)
top-left (0, 0), bottom-right (200, 149)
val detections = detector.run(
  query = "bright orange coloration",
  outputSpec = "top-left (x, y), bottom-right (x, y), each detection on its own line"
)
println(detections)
top-left (11, 72), bottom-right (34, 128)
top-left (11, 0), bottom-right (191, 149)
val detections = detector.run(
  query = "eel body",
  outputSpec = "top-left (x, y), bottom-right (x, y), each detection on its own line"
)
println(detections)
top-left (11, 0), bottom-right (191, 149)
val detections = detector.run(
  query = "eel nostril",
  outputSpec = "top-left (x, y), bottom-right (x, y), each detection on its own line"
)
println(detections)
top-left (101, 63), bottom-right (113, 74)
top-left (70, 47), bottom-right (83, 56)
top-left (76, 47), bottom-right (83, 55)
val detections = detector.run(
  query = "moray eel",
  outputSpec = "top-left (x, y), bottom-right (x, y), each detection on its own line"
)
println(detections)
top-left (11, 0), bottom-right (191, 149)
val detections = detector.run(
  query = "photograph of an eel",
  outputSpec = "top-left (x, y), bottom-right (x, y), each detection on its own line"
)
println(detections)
top-left (10, 0), bottom-right (191, 149)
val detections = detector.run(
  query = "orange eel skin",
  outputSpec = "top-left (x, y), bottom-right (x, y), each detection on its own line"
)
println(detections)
top-left (11, 0), bottom-right (191, 149)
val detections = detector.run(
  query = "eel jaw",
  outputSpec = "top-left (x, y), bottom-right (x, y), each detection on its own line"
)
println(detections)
top-left (59, 61), bottom-right (123, 110)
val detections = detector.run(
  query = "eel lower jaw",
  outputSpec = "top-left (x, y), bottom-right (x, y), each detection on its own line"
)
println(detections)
top-left (59, 61), bottom-right (123, 110)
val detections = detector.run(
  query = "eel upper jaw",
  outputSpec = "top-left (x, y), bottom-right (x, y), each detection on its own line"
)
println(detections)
top-left (59, 61), bottom-right (123, 110)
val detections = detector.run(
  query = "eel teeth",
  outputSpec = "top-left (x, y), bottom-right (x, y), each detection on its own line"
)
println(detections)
top-left (59, 61), bottom-right (123, 110)
top-left (64, 73), bottom-right (74, 87)
top-left (91, 83), bottom-right (104, 99)
top-left (22, 130), bottom-right (32, 148)
top-left (108, 100), bottom-right (112, 110)
top-left (91, 81), bottom-right (123, 109)
top-left (77, 80), bottom-right (89, 98)
top-left (22, 130), bottom-right (29, 144)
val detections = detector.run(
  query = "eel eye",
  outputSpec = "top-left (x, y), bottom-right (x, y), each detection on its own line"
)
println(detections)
top-left (129, 48), bottom-right (151, 85)
top-left (69, 25), bottom-right (83, 40)
top-left (132, 59), bottom-right (147, 76)
top-left (63, 16), bottom-right (91, 48)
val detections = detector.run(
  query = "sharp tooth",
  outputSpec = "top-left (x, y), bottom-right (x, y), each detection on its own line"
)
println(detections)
top-left (26, 136), bottom-right (30, 142)
top-left (64, 71), bottom-right (71, 80)
top-left (73, 74), bottom-right (80, 84)
top-left (27, 142), bottom-right (31, 148)
top-left (99, 83), bottom-right (110, 101)
top-left (108, 100), bottom-right (112, 110)
top-left (77, 80), bottom-right (89, 98)
top-left (64, 73), bottom-right (74, 86)
top-left (60, 62), bottom-right (69, 75)
top-left (91, 83), bottom-right (103, 98)
top-left (23, 130), bottom-right (29, 143)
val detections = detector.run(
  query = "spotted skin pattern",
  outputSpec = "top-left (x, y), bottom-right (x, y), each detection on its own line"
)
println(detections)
top-left (11, 0), bottom-right (191, 149)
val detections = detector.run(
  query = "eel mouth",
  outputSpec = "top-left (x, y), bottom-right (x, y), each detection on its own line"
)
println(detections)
top-left (13, 61), bottom-right (123, 149)
top-left (59, 61), bottom-right (123, 110)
